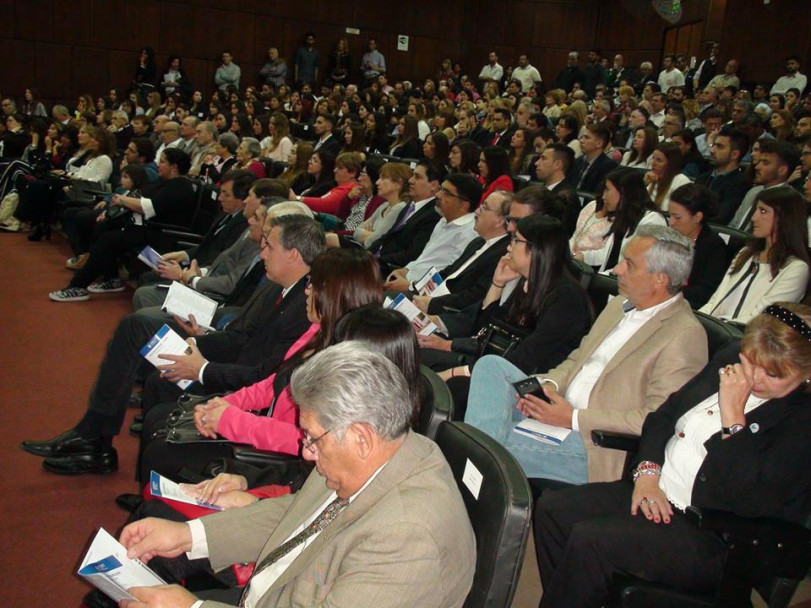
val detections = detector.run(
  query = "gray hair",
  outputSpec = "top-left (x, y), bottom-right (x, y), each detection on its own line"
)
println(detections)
top-left (594, 100), bottom-right (611, 113)
top-left (217, 131), bottom-right (239, 154)
top-left (290, 342), bottom-right (412, 441)
top-left (112, 110), bottom-right (128, 122)
top-left (52, 104), bottom-right (69, 117)
top-left (269, 214), bottom-right (326, 265)
top-left (640, 61), bottom-right (653, 70)
top-left (633, 225), bottom-right (694, 295)
top-left (199, 121), bottom-right (218, 139)
top-left (267, 200), bottom-right (314, 219)
top-left (241, 136), bottom-right (262, 158)
top-left (163, 121), bottom-right (179, 133)
top-left (488, 189), bottom-right (514, 216)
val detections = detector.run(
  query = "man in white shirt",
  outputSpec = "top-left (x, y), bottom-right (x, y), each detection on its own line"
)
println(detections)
top-left (384, 173), bottom-right (481, 291)
top-left (478, 51), bottom-right (504, 85)
top-left (512, 54), bottom-right (542, 93)
top-left (770, 56), bottom-right (808, 96)
top-left (117, 343), bottom-right (476, 608)
top-left (153, 121), bottom-right (182, 164)
top-left (465, 225), bottom-right (707, 484)
top-left (657, 54), bottom-right (685, 93)
top-left (708, 59), bottom-right (741, 93)
top-left (649, 93), bottom-right (667, 130)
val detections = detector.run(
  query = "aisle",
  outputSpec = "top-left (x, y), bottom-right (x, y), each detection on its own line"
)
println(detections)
top-left (0, 231), bottom-right (141, 607)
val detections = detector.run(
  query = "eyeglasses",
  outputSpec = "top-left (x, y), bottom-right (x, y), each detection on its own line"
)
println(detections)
top-left (510, 235), bottom-right (529, 246)
top-left (478, 203), bottom-right (498, 214)
top-left (505, 215), bottom-right (521, 224)
top-left (260, 231), bottom-right (271, 249)
top-left (439, 185), bottom-right (469, 203)
top-left (302, 428), bottom-right (332, 453)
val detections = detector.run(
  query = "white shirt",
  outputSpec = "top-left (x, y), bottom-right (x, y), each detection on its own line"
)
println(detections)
top-left (512, 65), bottom-right (542, 92)
top-left (657, 68), bottom-right (685, 92)
top-left (659, 393), bottom-right (765, 511)
top-left (404, 197), bottom-right (436, 225)
top-left (188, 465), bottom-right (387, 608)
top-left (405, 213), bottom-right (477, 281)
top-left (432, 234), bottom-right (507, 298)
top-left (770, 72), bottom-right (807, 96)
top-left (478, 62), bottom-right (504, 82)
top-left (550, 294), bottom-right (680, 431)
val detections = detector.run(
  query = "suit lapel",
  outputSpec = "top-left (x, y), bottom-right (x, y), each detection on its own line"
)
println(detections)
top-left (566, 298), bottom-right (626, 377)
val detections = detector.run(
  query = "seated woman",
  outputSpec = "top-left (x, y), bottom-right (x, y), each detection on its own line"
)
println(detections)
top-left (667, 183), bottom-right (728, 309)
top-left (295, 149), bottom-right (336, 199)
top-left (291, 151), bottom-right (362, 219)
top-left (279, 142), bottom-right (313, 195)
top-left (620, 126), bottom-right (656, 169)
top-left (508, 127), bottom-right (537, 176)
top-left (199, 131), bottom-right (238, 183)
top-left (671, 128), bottom-right (705, 179)
top-left (700, 187), bottom-right (809, 325)
top-left (137, 247), bottom-right (383, 482)
top-left (569, 189), bottom-right (611, 261)
top-left (535, 303), bottom-right (811, 607)
top-left (418, 214), bottom-right (592, 416)
top-left (645, 142), bottom-right (692, 211)
top-left (261, 112), bottom-right (293, 161)
top-left (449, 139), bottom-right (481, 175)
top-left (389, 115), bottom-right (421, 159)
top-left (478, 145), bottom-right (514, 205)
top-left (555, 114), bottom-right (581, 158)
top-left (339, 158), bottom-right (385, 233)
top-left (350, 161), bottom-right (411, 249)
top-left (574, 167), bottom-right (666, 272)
top-left (234, 137), bottom-right (266, 178)
top-left (48, 148), bottom-right (197, 302)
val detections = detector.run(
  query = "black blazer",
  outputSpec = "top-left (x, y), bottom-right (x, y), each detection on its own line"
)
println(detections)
top-left (682, 226), bottom-right (728, 309)
top-left (195, 278), bottom-right (310, 391)
top-left (468, 126), bottom-right (492, 149)
top-left (391, 138), bottom-right (421, 159)
top-left (569, 154), bottom-right (618, 195)
top-left (633, 341), bottom-right (811, 525)
top-left (190, 212), bottom-right (248, 268)
top-left (695, 167), bottom-right (751, 225)
top-left (313, 134), bottom-right (341, 156)
top-left (223, 260), bottom-right (266, 308)
top-left (427, 235), bottom-right (510, 314)
top-left (489, 127), bottom-right (515, 150)
top-left (374, 200), bottom-right (441, 274)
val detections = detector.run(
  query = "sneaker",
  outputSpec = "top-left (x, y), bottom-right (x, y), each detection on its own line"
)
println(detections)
top-left (65, 253), bottom-right (89, 270)
top-left (49, 287), bottom-right (90, 302)
top-left (88, 278), bottom-right (126, 293)
top-left (0, 218), bottom-right (20, 232)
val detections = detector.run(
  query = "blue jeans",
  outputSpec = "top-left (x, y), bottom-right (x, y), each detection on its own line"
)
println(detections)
top-left (465, 355), bottom-right (588, 484)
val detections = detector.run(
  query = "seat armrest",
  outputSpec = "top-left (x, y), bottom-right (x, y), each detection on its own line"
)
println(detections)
top-left (232, 446), bottom-right (300, 468)
top-left (591, 430), bottom-right (640, 452)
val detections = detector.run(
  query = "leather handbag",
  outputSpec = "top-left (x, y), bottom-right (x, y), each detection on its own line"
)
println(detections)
top-left (476, 318), bottom-right (530, 359)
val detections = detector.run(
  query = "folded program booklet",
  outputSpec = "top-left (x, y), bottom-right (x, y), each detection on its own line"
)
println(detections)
top-left (513, 419), bottom-right (572, 445)
top-left (140, 324), bottom-right (194, 390)
top-left (162, 281), bottom-right (218, 331)
top-left (150, 470), bottom-right (222, 511)
top-left (386, 293), bottom-right (438, 336)
top-left (77, 528), bottom-right (166, 602)
top-left (137, 245), bottom-right (163, 271)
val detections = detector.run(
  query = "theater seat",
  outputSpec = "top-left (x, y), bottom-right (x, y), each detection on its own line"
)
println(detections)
top-left (709, 223), bottom-right (748, 264)
top-left (435, 421), bottom-right (532, 608)
top-left (694, 311), bottom-right (744, 359)
top-left (587, 271), bottom-right (619, 316)
top-left (416, 365), bottom-right (453, 440)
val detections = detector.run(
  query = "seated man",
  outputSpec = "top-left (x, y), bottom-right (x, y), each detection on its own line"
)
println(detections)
top-left (49, 148), bottom-right (198, 302)
top-left (118, 342), bottom-right (477, 608)
top-left (534, 304), bottom-right (811, 607)
top-left (465, 225), bottom-right (708, 485)
top-left (384, 173), bottom-right (481, 293)
top-left (371, 160), bottom-right (444, 276)
top-left (412, 189), bottom-right (511, 315)
top-left (22, 215), bottom-right (325, 474)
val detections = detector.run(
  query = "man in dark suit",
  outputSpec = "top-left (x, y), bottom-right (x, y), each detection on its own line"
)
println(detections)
top-left (312, 113), bottom-right (342, 156)
top-left (694, 126), bottom-right (752, 224)
top-left (412, 190), bottom-right (511, 315)
top-left (372, 160), bottom-right (444, 276)
top-left (534, 143), bottom-right (579, 235)
top-left (569, 123), bottom-right (618, 195)
top-left (21, 215), bottom-right (325, 475)
top-left (488, 108), bottom-right (515, 150)
top-left (458, 107), bottom-right (492, 149)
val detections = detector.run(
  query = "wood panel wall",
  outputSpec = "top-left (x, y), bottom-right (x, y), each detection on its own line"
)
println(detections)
top-left (0, 0), bottom-right (806, 107)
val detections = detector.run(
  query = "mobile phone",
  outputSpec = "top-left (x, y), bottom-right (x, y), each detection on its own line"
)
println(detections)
top-left (512, 377), bottom-right (550, 403)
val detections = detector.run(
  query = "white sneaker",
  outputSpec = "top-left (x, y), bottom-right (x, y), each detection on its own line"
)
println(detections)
top-left (49, 287), bottom-right (90, 302)
top-left (88, 278), bottom-right (126, 293)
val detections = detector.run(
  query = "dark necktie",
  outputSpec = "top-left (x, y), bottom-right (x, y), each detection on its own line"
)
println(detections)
top-left (392, 201), bottom-right (416, 231)
top-left (239, 497), bottom-right (349, 606)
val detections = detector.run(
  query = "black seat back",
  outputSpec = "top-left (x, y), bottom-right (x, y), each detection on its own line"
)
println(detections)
top-left (415, 365), bottom-right (453, 440)
top-left (708, 223), bottom-right (749, 264)
top-left (694, 311), bottom-right (744, 359)
top-left (435, 421), bottom-right (532, 608)
top-left (587, 272), bottom-right (619, 317)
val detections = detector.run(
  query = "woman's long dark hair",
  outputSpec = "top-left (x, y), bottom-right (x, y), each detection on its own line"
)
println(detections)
top-left (334, 305), bottom-right (421, 425)
top-left (509, 214), bottom-right (574, 326)
top-left (648, 142), bottom-right (682, 207)
top-left (452, 139), bottom-right (481, 175)
top-left (482, 145), bottom-right (511, 187)
top-left (731, 186), bottom-right (810, 279)
top-left (311, 150), bottom-right (336, 188)
top-left (601, 167), bottom-right (661, 239)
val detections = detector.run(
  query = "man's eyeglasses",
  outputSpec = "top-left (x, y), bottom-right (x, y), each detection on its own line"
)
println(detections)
top-left (439, 185), bottom-right (469, 203)
top-left (260, 232), bottom-right (271, 249)
top-left (505, 215), bottom-right (520, 224)
top-left (302, 428), bottom-right (331, 453)
top-left (478, 203), bottom-right (498, 214)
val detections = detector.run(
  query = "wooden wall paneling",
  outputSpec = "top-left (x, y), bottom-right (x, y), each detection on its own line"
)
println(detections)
top-left (663, 28), bottom-right (677, 57)
top-left (410, 36), bottom-right (438, 83)
top-left (71, 46), bottom-right (109, 98)
top-left (14, 0), bottom-right (53, 41)
top-left (34, 41), bottom-right (72, 100)
top-left (158, 2), bottom-right (196, 57)
top-left (122, 0), bottom-right (161, 53)
top-left (596, 2), bottom-right (661, 52)
top-left (253, 15), bottom-right (287, 65)
top-left (193, 7), bottom-right (254, 65)
top-left (181, 57), bottom-right (213, 96)
top-left (533, 2), bottom-right (598, 51)
top-left (108, 49), bottom-right (140, 93)
top-left (705, 0), bottom-right (726, 41)
top-left (544, 48), bottom-right (576, 88)
top-left (51, 0), bottom-right (92, 46)
top-left (469, 0), bottom-right (507, 45)
top-left (89, 0), bottom-right (122, 50)
top-left (0, 0), bottom-right (13, 38)
top-left (506, 1), bottom-right (537, 61)
top-left (0, 39), bottom-right (36, 96)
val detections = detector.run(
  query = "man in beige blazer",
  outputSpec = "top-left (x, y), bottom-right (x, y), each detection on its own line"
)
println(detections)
top-left (119, 343), bottom-right (476, 608)
top-left (465, 225), bottom-right (708, 485)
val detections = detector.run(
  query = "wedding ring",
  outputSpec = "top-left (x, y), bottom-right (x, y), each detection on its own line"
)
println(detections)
top-left (202, 417), bottom-right (207, 424)
top-left (640, 498), bottom-right (648, 503)
top-left (718, 368), bottom-right (727, 376)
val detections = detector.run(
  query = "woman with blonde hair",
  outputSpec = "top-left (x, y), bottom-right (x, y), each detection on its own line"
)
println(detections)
top-left (645, 142), bottom-right (691, 210)
top-left (279, 141), bottom-right (313, 193)
top-left (262, 112), bottom-right (293, 161)
top-left (353, 162), bottom-right (412, 248)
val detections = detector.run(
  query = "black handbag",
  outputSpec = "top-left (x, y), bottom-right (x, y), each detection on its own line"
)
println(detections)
top-left (476, 318), bottom-right (530, 358)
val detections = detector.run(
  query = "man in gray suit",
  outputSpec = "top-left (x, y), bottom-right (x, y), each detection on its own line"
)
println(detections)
top-left (120, 343), bottom-right (476, 608)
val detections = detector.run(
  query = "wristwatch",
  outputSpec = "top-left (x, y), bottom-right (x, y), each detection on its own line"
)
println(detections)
top-left (722, 423), bottom-right (745, 435)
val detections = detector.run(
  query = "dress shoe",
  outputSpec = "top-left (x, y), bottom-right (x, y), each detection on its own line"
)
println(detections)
top-left (133, 413), bottom-right (144, 422)
top-left (115, 492), bottom-right (144, 513)
top-left (129, 421), bottom-right (143, 435)
top-left (43, 448), bottom-right (118, 475)
top-left (20, 429), bottom-right (90, 457)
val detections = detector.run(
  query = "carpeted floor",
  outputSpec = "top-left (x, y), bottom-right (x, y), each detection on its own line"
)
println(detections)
top-left (0, 230), bottom-right (142, 607)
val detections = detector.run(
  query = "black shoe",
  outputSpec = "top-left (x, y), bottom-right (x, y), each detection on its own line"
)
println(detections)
top-left (43, 448), bottom-right (118, 475)
top-left (27, 222), bottom-right (51, 242)
top-left (115, 492), bottom-right (144, 513)
top-left (133, 413), bottom-right (144, 423)
top-left (21, 429), bottom-right (89, 457)
top-left (129, 421), bottom-right (143, 435)
top-left (83, 589), bottom-right (119, 608)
